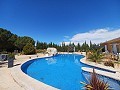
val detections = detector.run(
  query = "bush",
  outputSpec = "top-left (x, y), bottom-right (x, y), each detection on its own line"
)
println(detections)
top-left (8, 53), bottom-right (15, 60)
top-left (23, 43), bottom-right (36, 55)
top-left (104, 61), bottom-right (114, 68)
top-left (36, 49), bottom-right (46, 53)
top-left (88, 48), bottom-right (103, 63)
top-left (0, 51), bottom-right (8, 54)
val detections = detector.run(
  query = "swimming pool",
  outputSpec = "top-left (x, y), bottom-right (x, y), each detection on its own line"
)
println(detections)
top-left (21, 54), bottom-right (120, 90)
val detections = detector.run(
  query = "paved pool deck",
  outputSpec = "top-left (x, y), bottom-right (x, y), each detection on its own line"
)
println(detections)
top-left (0, 53), bottom-right (58, 90)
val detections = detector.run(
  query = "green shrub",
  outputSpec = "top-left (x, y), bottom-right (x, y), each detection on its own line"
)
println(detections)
top-left (36, 49), bottom-right (46, 53)
top-left (0, 51), bottom-right (8, 54)
top-left (8, 53), bottom-right (15, 60)
top-left (88, 48), bottom-right (103, 63)
top-left (23, 43), bottom-right (36, 55)
top-left (104, 61), bottom-right (114, 68)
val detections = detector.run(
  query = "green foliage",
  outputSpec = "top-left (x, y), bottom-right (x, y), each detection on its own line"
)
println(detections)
top-left (0, 28), bottom-right (103, 53)
top-left (88, 48), bottom-right (103, 62)
top-left (23, 43), bottom-right (36, 55)
top-left (8, 53), bottom-right (15, 60)
top-left (36, 41), bottom-right (69, 52)
top-left (36, 49), bottom-right (46, 53)
top-left (36, 41), bottom-right (48, 49)
top-left (15, 36), bottom-right (35, 51)
top-left (81, 41), bottom-right (89, 52)
top-left (104, 61), bottom-right (114, 68)
top-left (75, 43), bottom-right (81, 52)
top-left (0, 51), bottom-right (8, 54)
top-left (81, 69), bottom-right (111, 90)
top-left (0, 28), bottom-right (35, 52)
top-left (61, 42), bottom-right (68, 52)
top-left (36, 41), bottom-right (102, 53)
top-left (67, 42), bottom-right (75, 52)
top-left (0, 28), bottom-right (15, 52)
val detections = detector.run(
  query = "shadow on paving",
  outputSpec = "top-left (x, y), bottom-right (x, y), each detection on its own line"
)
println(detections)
top-left (14, 63), bottom-right (21, 67)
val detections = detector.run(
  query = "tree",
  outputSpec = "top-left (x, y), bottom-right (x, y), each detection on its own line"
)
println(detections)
top-left (7, 34), bottom-right (18, 51)
top-left (36, 41), bottom-right (40, 49)
top-left (23, 43), bottom-right (36, 55)
top-left (0, 28), bottom-right (35, 53)
top-left (90, 40), bottom-right (93, 50)
top-left (48, 42), bottom-right (53, 47)
top-left (81, 41), bottom-right (89, 52)
top-left (15, 36), bottom-right (35, 51)
top-left (76, 43), bottom-right (81, 52)
top-left (78, 43), bottom-right (81, 50)
top-left (0, 28), bottom-right (16, 52)
top-left (62, 42), bottom-right (66, 52)
top-left (68, 42), bottom-right (75, 52)
top-left (43, 42), bottom-right (47, 49)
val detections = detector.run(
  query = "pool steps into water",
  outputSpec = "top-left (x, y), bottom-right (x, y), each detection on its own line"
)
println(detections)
top-left (81, 67), bottom-right (120, 81)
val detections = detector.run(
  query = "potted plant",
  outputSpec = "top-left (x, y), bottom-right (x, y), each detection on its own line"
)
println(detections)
top-left (8, 53), bottom-right (15, 68)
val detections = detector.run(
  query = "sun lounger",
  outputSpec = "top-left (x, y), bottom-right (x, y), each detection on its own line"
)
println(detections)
top-left (0, 54), bottom-right (8, 61)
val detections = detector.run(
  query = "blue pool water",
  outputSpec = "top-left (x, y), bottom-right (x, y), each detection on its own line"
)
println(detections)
top-left (21, 54), bottom-right (120, 90)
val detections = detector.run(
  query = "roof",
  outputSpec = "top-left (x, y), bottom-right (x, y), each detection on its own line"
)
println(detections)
top-left (101, 37), bottom-right (120, 45)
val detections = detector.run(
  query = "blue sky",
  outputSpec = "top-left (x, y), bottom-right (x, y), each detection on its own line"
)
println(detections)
top-left (0, 0), bottom-right (120, 44)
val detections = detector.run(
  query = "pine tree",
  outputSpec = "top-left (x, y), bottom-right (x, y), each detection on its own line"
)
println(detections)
top-left (90, 40), bottom-right (93, 50)
top-left (23, 43), bottom-right (36, 55)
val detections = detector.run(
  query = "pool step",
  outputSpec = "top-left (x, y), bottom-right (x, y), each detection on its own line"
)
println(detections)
top-left (81, 67), bottom-right (120, 81)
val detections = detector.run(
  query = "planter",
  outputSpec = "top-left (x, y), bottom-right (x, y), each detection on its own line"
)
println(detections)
top-left (8, 58), bottom-right (14, 68)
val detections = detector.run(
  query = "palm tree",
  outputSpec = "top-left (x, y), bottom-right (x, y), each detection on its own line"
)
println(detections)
top-left (88, 48), bottom-right (103, 63)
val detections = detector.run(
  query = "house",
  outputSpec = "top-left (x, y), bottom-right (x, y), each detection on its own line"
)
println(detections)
top-left (100, 37), bottom-right (120, 54)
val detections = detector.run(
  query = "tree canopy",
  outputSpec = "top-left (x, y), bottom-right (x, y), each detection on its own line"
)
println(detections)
top-left (15, 36), bottom-right (35, 51)
top-left (0, 28), bottom-right (35, 52)
top-left (23, 43), bottom-right (36, 55)
top-left (0, 28), bottom-right (100, 53)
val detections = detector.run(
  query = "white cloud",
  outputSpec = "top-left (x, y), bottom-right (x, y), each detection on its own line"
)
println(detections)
top-left (69, 28), bottom-right (120, 44)
top-left (64, 36), bottom-right (70, 38)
